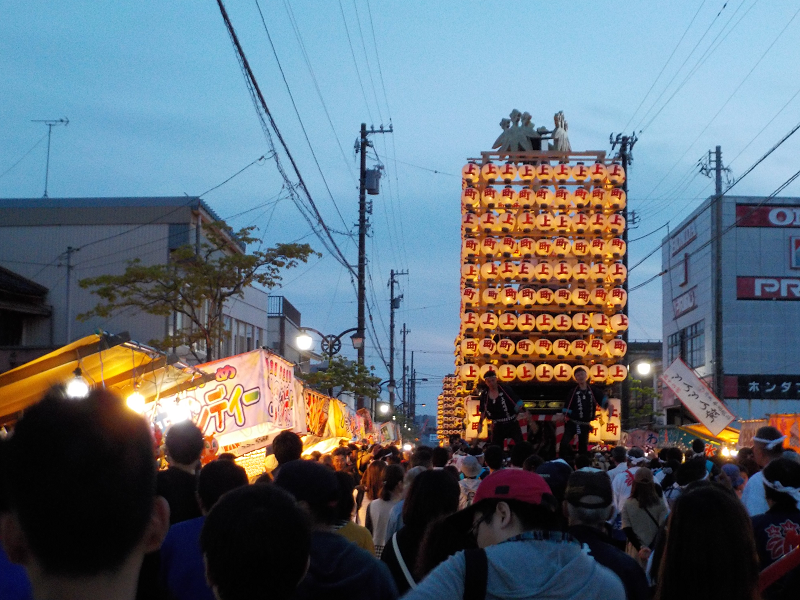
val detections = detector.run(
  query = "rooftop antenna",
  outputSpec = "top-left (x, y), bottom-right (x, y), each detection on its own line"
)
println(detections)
top-left (31, 118), bottom-right (68, 197)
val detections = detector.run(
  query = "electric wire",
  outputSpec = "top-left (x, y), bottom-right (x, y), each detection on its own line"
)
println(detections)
top-left (337, 0), bottom-right (373, 124)
top-left (352, 0), bottom-right (383, 124)
top-left (0, 132), bottom-right (49, 181)
top-left (198, 155), bottom-right (268, 197)
top-left (365, 0), bottom-right (391, 118)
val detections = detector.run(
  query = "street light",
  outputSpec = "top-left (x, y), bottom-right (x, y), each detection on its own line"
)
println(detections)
top-left (296, 327), bottom-right (361, 359)
top-left (636, 361), bottom-right (652, 376)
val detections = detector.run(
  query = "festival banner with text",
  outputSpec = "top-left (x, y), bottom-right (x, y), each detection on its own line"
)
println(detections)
top-left (661, 358), bottom-right (735, 437)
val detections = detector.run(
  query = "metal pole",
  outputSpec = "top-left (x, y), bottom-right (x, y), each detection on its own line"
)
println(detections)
top-left (713, 145), bottom-right (724, 400)
top-left (65, 246), bottom-right (75, 342)
top-left (401, 323), bottom-right (409, 414)
top-left (410, 351), bottom-right (415, 420)
top-left (389, 269), bottom-right (396, 409)
top-left (43, 124), bottom-right (53, 198)
top-left (357, 123), bottom-right (368, 409)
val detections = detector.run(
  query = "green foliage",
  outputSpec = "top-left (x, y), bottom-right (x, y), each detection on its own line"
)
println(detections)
top-left (628, 378), bottom-right (660, 428)
top-left (299, 355), bottom-right (381, 401)
top-left (78, 223), bottom-right (317, 362)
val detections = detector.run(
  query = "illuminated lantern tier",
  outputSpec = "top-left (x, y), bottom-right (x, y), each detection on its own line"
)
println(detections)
top-left (609, 287), bottom-right (627, 307)
top-left (590, 263), bottom-right (608, 283)
top-left (498, 312), bottom-right (518, 331)
top-left (607, 188), bottom-right (626, 211)
top-left (516, 363), bottom-right (536, 382)
top-left (554, 186), bottom-right (572, 210)
top-left (553, 339), bottom-right (571, 359)
top-left (553, 164), bottom-right (572, 183)
top-left (571, 162), bottom-right (590, 183)
top-left (462, 238), bottom-right (480, 259)
top-left (498, 163), bottom-right (518, 183)
top-left (571, 338), bottom-right (589, 358)
top-left (535, 187), bottom-right (554, 210)
top-left (572, 212), bottom-right (589, 234)
top-left (572, 239), bottom-right (589, 257)
top-left (462, 263), bottom-right (479, 283)
top-left (499, 261), bottom-right (518, 282)
top-left (535, 239), bottom-right (553, 257)
top-left (462, 163), bottom-right (481, 182)
top-left (553, 314), bottom-right (572, 331)
top-left (535, 313), bottom-right (554, 332)
top-left (590, 163), bottom-right (608, 184)
top-left (589, 287), bottom-right (608, 306)
top-left (607, 163), bottom-right (626, 186)
top-left (518, 164), bottom-right (536, 182)
top-left (607, 263), bottom-right (627, 285)
top-left (462, 187), bottom-right (480, 210)
top-left (518, 261), bottom-right (534, 282)
top-left (572, 263), bottom-right (590, 284)
top-left (480, 212), bottom-right (497, 233)
top-left (590, 188), bottom-right (607, 211)
top-left (535, 212), bottom-right (554, 232)
top-left (534, 338), bottom-right (553, 357)
top-left (572, 313), bottom-right (591, 330)
top-left (481, 162), bottom-right (499, 182)
top-left (517, 339), bottom-right (534, 356)
top-left (461, 312), bottom-right (478, 333)
top-left (608, 339), bottom-right (627, 358)
top-left (461, 338), bottom-right (478, 356)
top-left (553, 237), bottom-right (571, 257)
top-left (500, 186), bottom-right (518, 208)
top-left (499, 236), bottom-right (516, 256)
top-left (517, 211), bottom-right (536, 233)
top-left (606, 238), bottom-right (627, 259)
top-left (553, 363), bottom-right (573, 382)
top-left (501, 287), bottom-right (518, 306)
top-left (518, 237), bottom-right (535, 257)
top-left (482, 287), bottom-right (500, 306)
top-left (610, 313), bottom-right (628, 332)
top-left (518, 188), bottom-right (534, 209)
top-left (591, 313), bottom-right (610, 331)
top-left (535, 163), bottom-right (553, 183)
top-left (462, 212), bottom-right (479, 234)
top-left (479, 364), bottom-right (496, 380)
top-left (536, 363), bottom-right (554, 382)
top-left (479, 338), bottom-right (497, 357)
top-left (536, 288), bottom-right (554, 305)
top-left (572, 287), bottom-right (590, 306)
top-left (589, 238), bottom-right (606, 259)
top-left (553, 214), bottom-right (571, 234)
top-left (554, 262), bottom-right (573, 284)
top-left (462, 287), bottom-right (479, 307)
top-left (518, 288), bottom-right (537, 309)
top-left (479, 312), bottom-right (499, 331)
top-left (497, 364), bottom-right (517, 383)
top-left (606, 213), bottom-right (626, 235)
top-left (608, 364), bottom-right (628, 383)
top-left (498, 212), bottom-right (517, 233)
top-left (497, 338), bottom-right (516, 357)
top-left (589, 363), bottom-right (609, 383)
top-left (460, 363), bottom-right (479, 382)
top-left (482, 186), bottom-right (499, 208)
top-left (572, 186), bottom-right (590, 209)
top-left (480, 262), bottom-right (499, 282)
top-left (534, 262), bottom-right (552, 284)
top-left (481, 237), bottom-right (499, 258)
top-left (554, 287), bottom-right (572, 307)
top-left (588, 338), bottom-right (608, 356)
top-left (589, 213), bottom-right (606, 234)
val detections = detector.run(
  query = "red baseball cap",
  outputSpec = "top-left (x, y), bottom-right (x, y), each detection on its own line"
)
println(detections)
top-left (473, 469), bottom-right (552, 506)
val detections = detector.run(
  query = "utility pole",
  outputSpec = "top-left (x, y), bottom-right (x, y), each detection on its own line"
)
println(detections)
top-left (700, 146), bottom-right (731, 400)
top-left (610, 132), bottom-right (637, 427)
top-left (388, 269), bottom-right (408, 411)
top-left (356, 122), bottom-right (392, 410)
top-left (64, 246), bottom-right (77, 343)
top-left (410, 351), bottom-right (415, 421)
top-left (31, 118), bottom-right (68, 198)
top-left (401, 323), bottom-right (409, 415)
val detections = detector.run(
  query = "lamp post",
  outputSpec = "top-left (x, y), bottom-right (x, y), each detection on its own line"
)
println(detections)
top-left (375, 379), bottom-right (396, 418)
top-left (295, 327), bottom-right (363, 361)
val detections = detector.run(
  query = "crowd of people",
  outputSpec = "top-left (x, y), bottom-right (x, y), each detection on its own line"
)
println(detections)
top-left (1, 387), bottom-right (800, 599)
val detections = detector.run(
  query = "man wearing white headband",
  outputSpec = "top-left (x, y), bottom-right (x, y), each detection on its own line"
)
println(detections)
top-left (742, 426), bottom-right (786, 516)
top-left (611, 447), bottom-right (647, 516)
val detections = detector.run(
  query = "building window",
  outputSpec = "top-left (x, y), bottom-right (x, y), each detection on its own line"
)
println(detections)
top-left (667, 320), bottom-right (705, 368)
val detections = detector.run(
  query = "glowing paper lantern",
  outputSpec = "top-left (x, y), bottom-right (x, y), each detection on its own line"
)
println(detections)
top-left (553, 362), bottom-right (573, 382)
top-left (589, 238), bottom-right (606, 259)
top-left (501, 287), bottom-right (518, 306)
top-left (572, 312), bottom-right (591, 331)
top-left (500, 186), bottom-right (518, 208)
top-left (479, 364), bottom-right (496, 380)
top-left (607, 263), bottom-right (627, 285)
top-left (480, 212), bottom-right (497, 233)
top-left (535, 313), bottom-right (554, 331)
top-left (572, 239), bottom-right (589, 257)
top-left (480, 262), bottom-right (499, 282)
top-left (607, 188), bottom-right (626, 211)
top-left (518, 188), bottom-right (534, 209)
top-left (590, 163), bottom-right (608, 184)
top-left (553, 288), bottom-right (572, 308)
top-left (553, 163), bottom-right (572, 183)
top-left (517, 211), bottom-right (537, 233)
top-left (607, 163), bottom-right (626, 186)
top-left (481, 237), bottom-right (499, 259)
top-left (572, 162), bottom-right (590, 183)
top-left (605, 238), bottom-right (627, 259)
top-left (498, 163), bottom-right (518, 182)
top-left (497, 338), bottom-right (516, 357)
top-left (609, 287), bottom-right (627, 307)
top-left (479, 312), bottom-right (499, 331)
top-left (460, 363), bottom-right (479, 382)
top-left (461, 312), bottom-right (478, 333)
top-left (536, 288), bottom-right (554, 305)
top-left (535, 163), bottom-right (553, 183)
top-left (482, 186), bottom-right (499, 208)
top-left (479, 338), bottom-right (497, 356)
top-left (518, 288), bottom-right (537, 309)
top-left (535, 212), bottom-right (554, 232)
top-left (536, 363), bottom-right (554, 382)
top-left (553, 339), bottom-right (572, 359)
top-left (498, 262), bottom-right (517, 282)
top-left (589, 213), bottom-right (606, 234)
top-left (589, 363), bottom-right (609, 383)
top-left (570, 339), bottom-right (589, 358)
top-left (571, 212), bottom-right (589, 234)
top-left (462, 263), bottom-right (479, 283)
top-left (500, 236), bottom-right (517, 256)
top-left (606, 213), bottom-right (626, 235)
top-left (610, 313), bottom-right (628, 332)
top-left (482, 287), bottom-right (500, 306)
top-left (462, 287), bottom-right (479, 307)
top-left (553, 237), bottom-right (571, 257)
top-left (572, 287), bottom-right (590, 306)
top-left (496, 364), bottom-right (516, 382)
top-left (554, 214), bottom-right (572, 234)
top-left (534, 338), bottom-right (553, 358)
top-left (462, 212), bottom-right (479, 234)
top-left (462, 238), bottom-right (480, 259)
top-left (534, 262), bottom-right (552, 284)
top-left (590, 263), bottom-right (608, 284)
top-left (536, 239), bottom-right (553, 257)
top-left (517, 261), bottom-right (534, 282)
top-left (534, 187), bottom-right (554, 210)
top-left (553, 314), bottom-right (572, 331)
top-left (498, 312), bottom-right (518, 331)
top-left (518, 237), bottom-right (535, 258)
top-left (554, 262), bottom-right (573, 284)
top-left (516, 339), bottom-right (534, 356)
top-left (518, 164), bottom-right (536, 182)
top-left (517, 313), bottom-right (535, 332)
top-left (498, 212), bottom-right (517, 233)
top-left (481, 162), bottom-right (499, 181)
top-left (554, 186), bottom-right (572, 210)
top-left (516, 363), bottom-right (536, 382)
top-left (461, 187), bottom-right (481, 210)
top-left (591, 313), bottom-right (610, 331)
top-left (462, 163), bottom-right (481, 181)
top-left (589, 287), bottom-right (608, 306)
top-left (588, 338), bottom-right (607, 356)
top-left (572, 186), bottom-right (590, 209)
top-left (608, 339), bottom-right (627, 358)
top-left (460, 338), bottom-right (478, 356)
top-left (608, 364), bottom-right (628, 382)
top-left (572, 263), bottom-right (590, 284)
top-left (590, 188), bottom-right (607, 211)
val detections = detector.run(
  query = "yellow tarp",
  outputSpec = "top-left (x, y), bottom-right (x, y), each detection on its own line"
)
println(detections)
top-left (679, 422), bottom-right (740, 446)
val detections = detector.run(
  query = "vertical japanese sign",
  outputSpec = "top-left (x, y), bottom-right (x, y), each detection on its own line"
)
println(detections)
top-left (661, 358), bottom-right (735, 437)
top-left (464, 397), bottom-right (489, 440)
top-left (588, 397), bottom-right (621, 442)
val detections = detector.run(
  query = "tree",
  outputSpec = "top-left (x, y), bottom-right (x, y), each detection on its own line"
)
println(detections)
top-left (79, 223), bottom-right (317, 362)
top-left (299, 355), bottom-right (381, 401)
top-left (628, 378), bottom-right (661, 429)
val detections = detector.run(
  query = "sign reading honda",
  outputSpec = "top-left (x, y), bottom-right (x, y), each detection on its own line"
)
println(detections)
top-left (736, 204), bottom-right (800, 228)
top-left (737, 277), bottom-right (800, 300)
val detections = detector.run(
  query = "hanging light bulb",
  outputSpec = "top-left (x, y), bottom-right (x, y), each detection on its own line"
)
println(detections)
top-left (65, 368), bottom-right (90, 399)
top-left (126, 389), bottom-right (146, 413)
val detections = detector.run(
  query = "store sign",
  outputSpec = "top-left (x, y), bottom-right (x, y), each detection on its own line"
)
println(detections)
top-left (737, 277), bottom-right (800, 300)
top-left (661, 358), bottom-right (735, 437)
top-left (672, 286), bottom-right (697, 317)
top-left (736, 205), bottom-right (800, 228)
top-left (670, 221), bottom-right (697, 256)
top-left (791, 237), bottom-right (800, 269)
top-left (736, 375), bottom-right (800, 399)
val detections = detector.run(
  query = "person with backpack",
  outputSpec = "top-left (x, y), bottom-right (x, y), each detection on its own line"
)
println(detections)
top-left (621, 467), bottom-right (669, 569)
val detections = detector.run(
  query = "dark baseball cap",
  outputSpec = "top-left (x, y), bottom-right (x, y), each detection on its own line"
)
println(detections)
top-left (535, 460), bottom-right (574, 501)
top-left (565, 471), bottom-right (613, 508)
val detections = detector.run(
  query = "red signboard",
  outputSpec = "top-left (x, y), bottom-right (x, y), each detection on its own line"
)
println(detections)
top-left (737, 276), bottom-right (800, 300)
top-left (736, 205), bottom-right (800, 228)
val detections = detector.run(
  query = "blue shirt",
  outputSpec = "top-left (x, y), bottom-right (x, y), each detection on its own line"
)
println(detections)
top-left (159, 516), bottom-right (215, 600)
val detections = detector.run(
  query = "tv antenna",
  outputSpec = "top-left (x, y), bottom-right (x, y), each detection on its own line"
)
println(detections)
top-left (31, 118), bottom-right (69, 197)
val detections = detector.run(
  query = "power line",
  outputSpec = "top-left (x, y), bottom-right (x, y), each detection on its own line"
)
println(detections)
top-left (365, 0), bottom-right (391, 119)
top-left (0, 132), bottom-right (49, 181)
top-left (351, 0), bottom-right (383, 125)
top-left (337, 0), bottom-right (373, 124)
top-left (198, 154), bottom-right (268, 197)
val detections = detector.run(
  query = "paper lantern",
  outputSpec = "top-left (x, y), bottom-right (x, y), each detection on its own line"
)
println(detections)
top-left (589, 287), bottom-right (608, 306)
top-left (498, 163), bottom-right (518, 183)
top-left (610, 313), bottom-right (628, 332)
top-left (517, 261), bottom-right (534, 282)
top-left (535, 239), bottom-right (553, 258)
top-left (572, 238), bottom-right (589, 257)
top-left (571, 163), bottom-right (590, 183)
top-left (534, 262), bottom-right (552, 284)
top-left (589, 363), bottom-right (609, 383)
top-left (498, 212), bottom-right (517, 233)
top-left (517, 312), bottom-right (535, 331)
top-left (536, 363), bottom-right (554, 382)
top-left (536, 288), bottom-right (554, 305)
top-left (461, 187), bottom-right (481, 210)
top-left (609, 287), bottom-right (627, 307)
top-left (572, 263), bottom-right (590, 284)
top-left (517, 211), bottom-right (536, 233)
top-left (497, 364), bottom-right (517, 382)
top-left (462, 163), bottom-right (481, 182)
top-left (499, 261), bottom-right (518, 282)
top-left (553, 363), bottom-right (573, 382)
top-left (462, 212), bottom-right (479, 234)
top-left (589, 213), bottom-right (606, 234)
top-left (498, 312), bottom-right (518, 331)
top-left (480, 262), bottom-right (499, 282)
top-left (518, 188), bottom-right (534, 209)
top-left (535, 212), bottom-right (554, 232)
top-left (534, 338), bottom-right (553, 358)
top-left (572, 288), bottom-right (590, 306)
top-left (462, 238), bottom-right (480, 259)
top-left (553, 314), bottom-right (572, 331)
top-left (497, 338), bottom-right (516, 357)
top-left (535, 163), bottom-right (553, 183)
top-left (589, 238), bottom-right (606, 259)
top-left (501, 287), bottom-right (518, 306)
top-left (552, 287), bottom-right (570, 307)
top-left (607, 263), bottom-right (627, 285)
top-left (553, 164), bottom-right (572, 183)
top-left (607, 188), bottom-right (626, 211)
top-left (518, 164), bottom-right (536, 182)
top-left (553, 338), bottom-right (571, 359)
top-left (481, 162), bottom-right (499, 182)
top-left (570, 339), bottom-right (589, 358)
top-left (588, 338), bottom-right (607, 356)
top-left (479, 364), bottom-right (496, 380)
top-left (554, 262), bottom-right (573, 284)
top-left (590, 188), bottom-right (607, 211)
top-left (481, 237), bottom-right (499, 259)
top-left (516, 339), bottom-right (534, 356)
top-left (534, 187), bottom-right (554, 210)
top-left (606, 214), bottom-right (626, 235)
top-left (608, 339), bottom-right (627, 358)
top-left (482, 186), bottom-right (499, 208)
top-left (518, 237), bottom-right (535, 258)
top-left (571, 212), bottom-right (589, 234)
top-left (554, 186), bottom-right (572, 210)
top-left (535, 313), bottom-right (554, 331)
top-left (480, 212), bottom-right (497, 233)
top-left (590, 163), bottom-right (608, 184)
top-left (589, 263), bottom-right (608, 284)
top-left (572, 186), bottom-right (590, 209)
top-left (461, 312), bottom-right (478, 333)
top-left (462, 263), bottom-right (479, 283)
top-left (460, 363), bottom-right (480, 382)
top-left (591, 313), bottom-right (610, 331)
top-left (553, 237), bottom-right (571, 258)
top-left (462, 287), bottom-right (479, 307)
top-left (500, 186), bottom-right (518, 208)
top-left (479, 338), bottom-right (497, 357)
top-left (479, 312), bottom-right (499, 331)
top-left (518, 288), bottom-right (537, 309)
top-left (608, 364), bottom-right (628, 382)
top-left (516, 363), bottom-right (536, 382)
top-left (607, 163), bottom-right (626, 186)
top-left (572, 312), bottom-right (591, 330)
top-left (461, 338), bottom-right (478, 356)
top-left (500, 236), bottom-right (517, 256)
top-left (554, 214), bottom-right (572, 234)
top-left (482, 287), bottom-right (500, 306)
top-left (605, 238), bottom-right (627, 259)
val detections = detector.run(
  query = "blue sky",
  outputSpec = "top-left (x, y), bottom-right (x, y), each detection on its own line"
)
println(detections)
top-left (2, 1), bottom-right (800, 415)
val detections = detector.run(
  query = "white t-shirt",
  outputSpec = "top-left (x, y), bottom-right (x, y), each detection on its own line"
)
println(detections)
top-left (612, 466), bottom-right (640, 514)
top-left (367, 498), bottom-right (400, 553)
top-left (742, 470), bottom-right (769, 516)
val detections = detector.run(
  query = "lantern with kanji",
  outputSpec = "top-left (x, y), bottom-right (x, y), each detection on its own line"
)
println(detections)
top-left (591, 313), bottom-right (610, 331)
top-left (553, 314), bottom-right (572, 331)
top-left (497, 364), bottom-right (516, 382)
top-left (606, 237), bottom-right (626, 259)
top-left (518, 288), bottom-right (536, 309)
top-left (590, 263), bottom-right (608, 284)
top-left (535, 163), bottom-right (553, 183)
top-left (518, 164), bottom-right (536, 182)
top-left (553, 339), bottom-right (571, 359)
top-left (590, 163), bottom-right (608, 184)
top-left (534, 338), bottom-right (553, 358)
top-left (536, 288), bottom-right (554, 305)
top-left (608, 364), bottom-right (628, 382)
top-left (482, 185), bottom-right (499, 209)
top-left (461, 311), bottom-right (478, 333)
top-left (570, 338), bottom-right (589, 358)
top-left (518, 188), bottom-right (534, 209)
top-left (588, 338), bottom-right (607, 357)
top-left (589, 287), bottom-right (608, 306)
top-left (517, 312), bottom-right (535, 332)
top-left (462, 287), bottom-right (479, 307)
top-left (608, 339), bottom-right (627, 358)
top-left (610, 313), bottom-right (628, 332)
top-left (517, 211), bottom-right (536, 233)
top-left (590, 188), bottom-right (607, 211)
top-left (479, 312), bottom-right (498, 331)
top-left (462, 238), bottom-right (480, 260)
top-left (498, 312), bottom-right (518, 331)
top-left (589, 363), bottom-right (609, 383)
top-left (460, 338), bottom-right (478, 356)
top-left (480, 212), bottom-right (497, 233)
top-left (535, 212), bottom-right (554, 232)
top-left (479, 338), bottom-right (497, 357)
top-left (553, 363), bottom-right (573, 382)
top-left (554, 262), bottom-right (573, 284)
top-left (460, 363), bottom-right (479, 382)
top-left (517, 261), bottom-right (533, 282)
top-left (481, 162), bottom-right (498, 182)
top-left (501, 287), bottom-right (518, 306)
top-left (589, 238), bottom-right (606, 259)
top-left (461, 186), bottom-right (481, 210)
top-left (606, 213), bottom-right (626, 235)
top-left (536, 239), bottom-right (553, 257)
top-left (572, 263), bottom-right (590, 284)
top-left (554, 214), bottom-right (572, 234)
top-left (534, 262), bottom-right (552, 284)
top-left (554, 186), bottom-right (572, 211)
top-left (499, 163), bottom-right (517, 183)
top-left (607, 188), bottom-right (626, 211)
top-left (535, 187), bottom-right (554, 210)
top-left (479, 364), bottom-right (496, 380)
top-left (516, 363), bottom-right (535, 382)
top-left (481, 237), bottom-right (499, 259)
top-left (553, 163), bottom-right (572, 184)
top-left (572, 312), bottom-right (591, 331)
top-left (571, 212), bottom-right (589, 234)
top-left (462, 263), bottom-right (478, 284)
top-left (499, 236), bottom-right (516, 257)
top-left (572, 186), bottom-right (590, 209)
top-left (589, 213), bottom-right (606, 234)
top-left (536, 363), bottom-right (554, 382)
top-left (499, 261), bottom-right (518, 282)
top-left (607, 163), bottom-right (626, 186)
top-left (480, 262), bottom-right (499, 282)
top-left (462, 212), bottom-right (479, 234)
top-left (482, 287), bottom-right (500, 306)
top-left (609, 287), bottom-right (627, 307)
top-left (518, 237), bottom-right (535, 258)
top-left (572, 162), bottom-right (590, 183)
top-left (607, 263), bottom-right (627, 285)
top-left (497, 338), bottom-right (516, 357)
top-left (553, 237), bottom-right (571, 258)
top-left (500, 186), bottom-right (518, 208)
top-left (554, 287), bottom-right (572, 307)
top-left (516, 338), bottom-right (534, 356)
top-left (572, 238), bottom-right (589, 257)
top-left (462, 163), bottom-right (481, 182)
top-left (498, 212), bottom-right (517, 233)
top-left (572, 287), bottom-right (590, 306)
top-left (535, 313), bottom-right (554, 332)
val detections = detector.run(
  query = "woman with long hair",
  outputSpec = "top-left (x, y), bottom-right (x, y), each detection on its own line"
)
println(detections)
top-left (357, 460), bottom-right (386, 526)
top-left (655, 482), bottom-right (760, 600)
top-left (365, 463), bottom-right (404, 558)
top-left (621, 467), bottom-right (669, 568)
